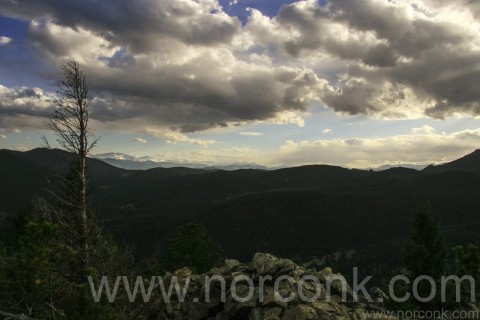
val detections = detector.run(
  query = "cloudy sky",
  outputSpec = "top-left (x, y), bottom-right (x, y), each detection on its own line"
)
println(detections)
top-left (1, 0), bottom-right (480, 168)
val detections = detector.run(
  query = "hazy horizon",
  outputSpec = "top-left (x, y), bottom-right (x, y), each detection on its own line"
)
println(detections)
top-left (6, 146), bottom-right (479, 171)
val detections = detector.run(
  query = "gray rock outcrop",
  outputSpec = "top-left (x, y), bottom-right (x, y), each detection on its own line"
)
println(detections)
top-left (148, 253), bottom-right (379, 320)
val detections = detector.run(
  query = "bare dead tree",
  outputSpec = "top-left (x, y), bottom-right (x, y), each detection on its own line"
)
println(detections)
top-left (38, 60), bottom-right (141, 319)
top-left (46, 59), bottom-right (98, 281)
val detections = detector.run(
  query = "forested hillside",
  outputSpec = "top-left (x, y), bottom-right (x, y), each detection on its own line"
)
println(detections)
top-left (1, 148), bottom-right (480, 276)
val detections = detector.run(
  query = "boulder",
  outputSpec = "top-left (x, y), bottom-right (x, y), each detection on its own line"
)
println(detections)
top-left (149, 253), bottom-right (391, 320)
top-left (252, 253), bottom-right (296, 278)
top-left (283, 305), bottom-right (319, 320)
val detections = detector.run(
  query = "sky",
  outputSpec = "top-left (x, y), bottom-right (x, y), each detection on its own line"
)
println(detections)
top-left (1, 0), bottom-right (480, 168)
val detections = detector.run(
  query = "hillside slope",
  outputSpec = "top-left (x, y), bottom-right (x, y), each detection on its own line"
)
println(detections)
top-left (1, 148), bottom-right (479, 274)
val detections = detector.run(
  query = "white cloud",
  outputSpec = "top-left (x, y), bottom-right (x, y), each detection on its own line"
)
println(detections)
top-left (11, 145), bottom-right (31, 151)
top-left (0, 134), bottom-right (7, 139)
top-left (132, 137), bottom-right (147, 143)
top-left (411, 125), bottom-right (436, 135)
top-left (225, 147), bottom-right (252, 152)
top-left (144, 127), bottom-right (216, 147)
top-left (28, 19), bottom-right (118, 64)
top-left (0, 0), bottom-right (479, 140)
top-left (322, 128), bottom-right (332, 134)
top-left (270, 128), bottom-right (480, 168)
top-left (245, 0), bottom-right (480, 119)
top-left (0, 128), bottom-right (24, 135)
top-left (2, 22), bottom-right (324, 134)
top-left (239, 131), bottom-right (264, 136)
top-left (153, 147), bottom-right (262, 165)
top-left (0, 36), bottom-right (11, 45)
top-left (0, 0), bottom-right (328, 135)
top-left (139, 128), bottom-right (480, 168)
top-left (0, 85), bottom-right (55, 129)
top-left (264, 110), bottom-right (307, 127)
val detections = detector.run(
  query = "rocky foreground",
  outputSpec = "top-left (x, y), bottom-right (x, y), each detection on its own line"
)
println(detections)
top-left (147, 253), bottom-right (388, 320)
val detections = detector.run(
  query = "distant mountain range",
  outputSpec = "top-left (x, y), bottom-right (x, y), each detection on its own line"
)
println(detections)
top-left (93, 151), bottom-right (432, 171)
top-left (372, 163), bottom-right (428, 171)
top-left (92, 152), bottom-right (267, 170)
top-left (1, 148), bottom-right (480, 278)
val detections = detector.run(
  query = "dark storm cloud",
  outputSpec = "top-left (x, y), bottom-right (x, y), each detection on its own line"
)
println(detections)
top-left (325, 0), bottom-right (469, 59)
top-left (258, 0), bottom-right (480, 118)
top-left (0, 86), bottom-right (53, 118)
top-left (0, 0), bottom-right (325, 133)
top-left (86, 64), bottom-right (323, 132)
top-left (332, 0), bottom-right (480, 118)
top-left (272, 1), bottom-right (400, 67)
top-left (0, 0), bottom-right (241, 51)
top-left (390, 51), bottom-right (480, 118)
top-left (1, 0), bottom-right (480, 133)
top-left (0, 85), bottom-right (55, 129)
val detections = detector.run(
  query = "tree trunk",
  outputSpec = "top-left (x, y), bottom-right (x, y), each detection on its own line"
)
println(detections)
top-left (77, 154), bottom-right (88, 279)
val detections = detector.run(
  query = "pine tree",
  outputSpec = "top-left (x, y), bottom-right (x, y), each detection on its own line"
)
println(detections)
top-left (404, 205), bottom-right (447, 310)
top-left (156, 221), bottom-right (223, 274)
top-left (451, 244), bottom-right (480, 305)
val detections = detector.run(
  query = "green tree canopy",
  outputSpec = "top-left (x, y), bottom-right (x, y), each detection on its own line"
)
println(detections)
top-left (451, 244), bottom-right (480, 306)
top-left (405, 205), bottom-right (446, 279)
top-left (453, 244), bottom-right (480, 282)
top-left (404, 205), bottom-right (447, 310)
top-left (156, 221), bottom-right (223, 274)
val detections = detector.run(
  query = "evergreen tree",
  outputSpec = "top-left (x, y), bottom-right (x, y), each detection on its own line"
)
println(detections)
top-left (451, 244), bottom-right (480, 305)
top-left (404, 205), bottom-right (447, 310)
top-left (156, 221), bottom-right (223, 274)
top-left (0, 213), bottom-right (74, 319)
top-left (453, 244), bottom-right (480, 283)
top-left (0, 205), bottom-right (138, 319)
top-left (0, 61), bottom-right (141, 319)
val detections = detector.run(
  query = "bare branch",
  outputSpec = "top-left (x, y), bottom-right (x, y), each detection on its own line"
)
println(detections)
top-left (44, 58), bottom-right (100, 285)
top-left (0, 310), bottom-right (38, 320)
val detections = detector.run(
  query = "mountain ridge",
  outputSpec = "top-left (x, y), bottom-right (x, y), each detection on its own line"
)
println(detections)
top-left (92, 152), bottom-right (268, 171)
top-left (1, 147), bottom-right (480, 274)
top-left (422, 149), bottom-right (480, 175)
